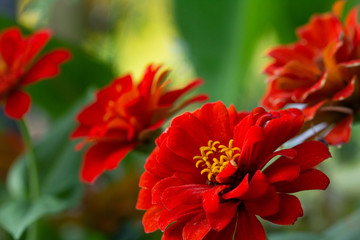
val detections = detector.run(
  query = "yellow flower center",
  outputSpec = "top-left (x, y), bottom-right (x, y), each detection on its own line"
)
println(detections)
top-left (194, 139), bottom-right (240, 182)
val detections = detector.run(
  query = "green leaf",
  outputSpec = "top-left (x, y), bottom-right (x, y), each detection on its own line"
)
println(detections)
top-left (6, 155), bottom-right (27, 199)
top-left (324, 210), bottom-right (360, 240)
top-left (0, 195), bottom-right (67, 239)
top-left (173, 0), bottom-right (337, 109)
top-left (2, 93), bottom-right (91, 239)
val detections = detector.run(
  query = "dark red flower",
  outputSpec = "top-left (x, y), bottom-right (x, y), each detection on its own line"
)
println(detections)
top-left (261, 1), bottom-right (360, 145)
top-left (137, 101), bottom-right (331, 240)
top-left (72, 64), bottom-right (208, 183)
top-left (0, 27), bottom-right (71, 119)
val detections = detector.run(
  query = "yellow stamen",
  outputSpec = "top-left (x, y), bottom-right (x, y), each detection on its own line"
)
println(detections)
top-left (194, 139), bottom-right (240, 182)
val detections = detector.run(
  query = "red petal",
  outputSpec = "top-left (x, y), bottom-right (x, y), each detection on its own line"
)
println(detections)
top-left (162, 220), bottom-right (186, 240)
top-left (75, 102), bottom-right (106, 126)
top-left (274, 169), bottom-right (330, 193)
top-left (234, 109), bottom-right (262, 147)
top-left (162, 184), bottom-right (210, 210)
top-left (159, 78), bottom-right (203, 105)
top-left (0, 27), bottom-right (22, 67)
top-left (145, 148), bottom-right (173, 177)
top-left (215, 160), bottom-right (238, 183)
top-left (157, 145), bottom-right (199, 176)
top-left (203, 217), bottom-right (236, 240)
top-left (71, 125), bottom-right (89, 138)
top-left (333, 76), bottom-right (356, 101)
top-left (104, 143), bottom-right (136, 170)
top-left (302, 100), bottom-right (326, 121)
top-left (196, 102), bottom-right (232, 143)
top-left (244, 187), bottom-right (280, 217)
top-left (22, 49), bottom-right (71, 85)
top-left (291, 141), bottom-right (331, 170)
top-left (166, 126), bottom-right (203, 160)
top-left (97, 75), bottom-right (134, 106)
top-left (202, 185), bottom-right (229, 213)
top-left (136, 188), bottom-right (152, 210)
top-left (152, 177), bottom-right (184, 205)
top-left (138, 64), bottom-right (160, 97)
top-left (23, 30), bottom-right (51, 63)
top-left (262, 194), bottom-right (303, 225)
top-left (222, 174), bottom-right (249, 200)
top-left (263, 163), bottom-right (300, 184)
top-left (182, 212), bottom-right (211, 240)
top-left (4, 90), bottom-right (31, 119)
top-left (324, 115), bottom-right (353, 145)
top-left (206, 201), bottom-right (239, 231)
top-left (223, 171), bottom-right (269, 200)
top-left (158, 206), bottom-right (202, 231)
top-left (262, 108), bottom-right (303, 157)
top-left (139, 171), bottom-right (162, 189)
top-left (228, 104), bottom-right (246, 130)
top-left (345, 5), bottom-right (358, 28)
top-left (170, 112), bottom-right (210, 144)
top-left (266, 45), bottom-right (313, 69)
top-left (296, 14), bottom-right (341, 49)
top-left (237, 125), bottom-right (264, 169)
top-left (261, 148), bottom-right (297, 171)
top-left (142, 205), bottom-right (163, 233)
top-left (234, 209), bottom-right (266, 240)
top-left (80, 142), bottom-right (118, 183)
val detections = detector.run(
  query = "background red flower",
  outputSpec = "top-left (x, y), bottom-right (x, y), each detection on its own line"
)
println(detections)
top-left (72, 64), bottom-right (208, 183)
top-left (0, 27), bottom-right (71, 119)
top-left (261, 1), bottom-right (360, 145)
top-left (137, 101), bottom-right (331, 240)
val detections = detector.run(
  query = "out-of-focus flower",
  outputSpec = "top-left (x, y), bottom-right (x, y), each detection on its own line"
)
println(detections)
top-left (261, 1), bottom-right (360, 145)
top-left (55, 171), bottom-right (142, 235)
top-left (0, 27), bottom-right (71, 119)
top-left (72, 64), bottom-right (208, 183)
top-left (137, 101), bottom-right (331, 240)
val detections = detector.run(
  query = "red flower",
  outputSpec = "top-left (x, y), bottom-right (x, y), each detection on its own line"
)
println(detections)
top-left (72, 64), bottom-right (208, 183)
top-left (261, 1), bottom-right (360, 145)
top-left (0, 27), bottom-right (71, 119)
top-left (137, 101), bottom-right (331, 240)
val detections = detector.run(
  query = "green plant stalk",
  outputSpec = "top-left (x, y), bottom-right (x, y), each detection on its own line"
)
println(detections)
top-left (18, 119), bottom-right (40, 240)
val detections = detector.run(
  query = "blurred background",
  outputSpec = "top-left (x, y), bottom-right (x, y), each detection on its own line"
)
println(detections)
top-left (1, 0), bottom-right (360, 239)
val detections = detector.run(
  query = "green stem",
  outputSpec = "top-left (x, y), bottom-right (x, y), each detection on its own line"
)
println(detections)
top-left (18, 119), bottom-right (40, 199)
top-left (18, 119), bottom-right (39, 240)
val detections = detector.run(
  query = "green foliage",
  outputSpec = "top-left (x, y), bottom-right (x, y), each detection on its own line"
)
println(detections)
top-left (269, 210), bottom-right (360, 240)
top-left (0, 196), bottom-right (67, 239)
top-left (0, 95), bottom-right (89, 239)
top-left (173, 0), bottom-right (336, 109)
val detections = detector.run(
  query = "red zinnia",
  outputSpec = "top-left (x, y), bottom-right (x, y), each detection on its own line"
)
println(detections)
top-left (72, 64), bottom-right (208, 183)
top-left (137, 101), bottom-right (331, 240)
top-left (261, 1), bottom-right (360, 145)
top-left (0, 27), bottom-right (71, 119)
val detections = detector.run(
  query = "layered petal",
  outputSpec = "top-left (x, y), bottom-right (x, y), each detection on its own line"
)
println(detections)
top-left (4, 90), bottom-right (31, 119)
top-left (261, 2), bottom-right (360, 146)
top-left (72, 64), bottom-right (207, 183)
top-left (137, 102), bottom-right (331, 239)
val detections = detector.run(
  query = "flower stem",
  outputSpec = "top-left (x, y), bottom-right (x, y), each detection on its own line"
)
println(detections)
top-left (18, 119), bottom-right (40, 240)
top-left (19, 119), bottom-right (40, 199)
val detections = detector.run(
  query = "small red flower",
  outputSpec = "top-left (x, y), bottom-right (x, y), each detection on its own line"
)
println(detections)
top-left (72, 64), bottom-right (208, 183)
top-left (261, 1), bottom-right (360, 145)
top-left (0, 27), bottom-right (71, 119)
top-left (137, 101), bottom-right (331, 240)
